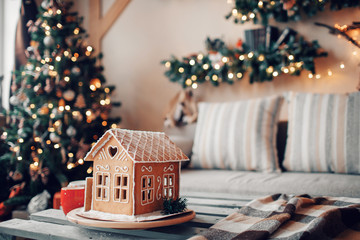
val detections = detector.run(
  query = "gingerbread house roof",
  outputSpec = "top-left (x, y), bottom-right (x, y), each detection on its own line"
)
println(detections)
top-left (85, 129), bottom-right (189, 163)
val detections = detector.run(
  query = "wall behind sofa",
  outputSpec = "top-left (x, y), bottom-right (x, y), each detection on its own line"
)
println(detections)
top-left (75, 0), bottom-right (360, 131)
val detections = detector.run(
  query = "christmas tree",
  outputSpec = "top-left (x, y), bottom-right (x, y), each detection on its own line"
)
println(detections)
top-left (0, 0), bottom-right (120, 215)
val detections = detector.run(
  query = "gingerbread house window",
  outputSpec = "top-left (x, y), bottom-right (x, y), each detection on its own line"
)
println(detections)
top-left (163, 173), bottom-right (175, 199)
top-left (113, 173), bottom-right (129, 203)
top-left (95, 172), bottom-right (110, 201)
top-left (141, 175), bottom-right (154, 205)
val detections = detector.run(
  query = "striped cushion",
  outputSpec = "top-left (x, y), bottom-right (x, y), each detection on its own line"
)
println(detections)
top-left (191, 95), bottom-right (284, 172)
top-left (284, 92), bottom-right (360, 174)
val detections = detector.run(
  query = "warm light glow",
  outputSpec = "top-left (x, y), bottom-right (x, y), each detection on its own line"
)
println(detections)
top-left (100, 100), bottom-right (106, 105)
top-left (65, 105), bottom-right (70, 111)
top-left (111, 123), bottom-right (117, 129)
top-left (64, 76), bottom-right (70, 82)
top-left (36, 67), bottom-right (41, 71)
top-left (258, 54), bottom-right (265, 61)
top-left (30, 104), bottom-right (35, 109)
top-left (49, 65), bottom-right (54, 70)
top-left (197, 54), bottom-right (203, 60)
top-left (214, 64), bottom-right (220, 70)
top-left (266, 66), bottom-right (274, 73)
top-left (249, 12), bottom-right (255, 19)
top-left (165, 61), bottom-right (171, 68)
top-left (205, 76), bottom-right (210, 81)
top-left (328, 69), bottom-right (333, 76)
top-left (222, 57), bottom-right (228, 63)
top-left (191, 83), bottom-right (198, 89)
top-left (258, 1), bottom-right (263, 7)
top-left (105, 98), bottom-right (111, 105)
top-left (19, 138), bottom-right (24, 143)
top-left (57, 23), bottom-right (63, 29)
top-left (290, 66), bottom-right (296, 73)
top-left (50, 113), bottom-right (55, 119)
top-left (37, 149), bottom-right (43, 154)
top-left (54, 144), bottom-right (60, 149)
top-left (178, 67), bottom-right (184, 73)
top-left (45, 57), bottom-right (50, 62)
top-left (189, 59), bottom-right (196, 65)
top-left (90, 85), bottom-right (96, 91)
top-left (86, 110), bottom-right (92, 116)
top-left (239, 55), bottom-right (245, 61)
top-left (104, 88), bottom-right (110, 93)
top-left (212, 75), bottom-right (218, 81)
top-left (247, 52), bottom-right (254, 58)
top-left (203, 64), bottom-right (209, 70)
top-left (78, 159), bottom-right (84, 165)
top-left (45, 31), bottom-right (50, 36)
top-left (17, 156), bottom-right (23, 161)
top-left (232, 8), bottom-right (238, 16)
top-left (68, 153), bottom-right (74, 158)
top-left (67, 163), bottom-right (75, 170)
top-left (32, 114), bottom-right (37, 119)
top-left (64, 51), bottom-right (69, 56)
top-left (190, 75), bottom-right (197, 81)
top-left (56, 9), bottom-right (61, 14)
top-left (55, 56), bottom-right (61, 61)
top-left (185, 79), bottom-right (192, 86)
top-left (241, 15), bottom-right (247, 21)
top-left (71, 57), bottom-right (77, 62)
top-left (283, 68), bottom-right (289, 74)
top-left (308, 73), bottom-right (314, 79)
top-left (86, 46), bottom-right (93, 52)
top-left (340, 63), bottom-right (345, 69)
top-left (59, 106), bottom-right (64, 111)
top-left (74, 28), bottom-right (80, 35)
top-left (288, 55), bottom-right (294, 61)
top-left (102, 121), bottom-right (108, 126)
top-left (34, 137), bottom-right (41, 142)
top-left (272, 71), bottom-right (279, 77)
top-left (236, 72), bottom-right (243, 78)
top-left (228, 73), bottom-right (234, 79)
top-left (316, 74), bottom-right (321, 79)
top-left (87, 167), bottom-right (93, 174)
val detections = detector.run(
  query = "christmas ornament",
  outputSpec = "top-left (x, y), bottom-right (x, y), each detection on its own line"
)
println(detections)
top-left (59, 99), bottom-right (65, 107)
top-left (43, 36), bottom-right (55, 47)
top-left (49, 132), bottom-right (61, 143)
top-left (71, 66), bottom-right (81, 76)
top-left (66, 126), bottom-right (76, 137)
top-left (38, 105), bottom-right (50, 115)
top-left (63, 90), bottom-right (76, 101)
top-left (9, 96), bottom-right (20, 106)
top-left (74, 94), bottom-right (86, 108)
top-left (17, 128), bottom-right (26, 138)
top-left (44, 78), bottom-right (54, 93)
top-left (41, 0), bottom-right (50, 9)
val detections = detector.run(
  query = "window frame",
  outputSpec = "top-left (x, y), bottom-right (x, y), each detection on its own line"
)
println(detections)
top-left (141, 175), bottom-right (154, 205)
top-left (95, 171), bottom-right (110, 201)
top-left (163, 173), bottom-right (175, 199)
top-left (113, 173), bottom-right (129, 203)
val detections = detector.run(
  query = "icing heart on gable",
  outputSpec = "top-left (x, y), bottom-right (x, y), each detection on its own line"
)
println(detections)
top-left (108, 146), bottom-right (118, 158)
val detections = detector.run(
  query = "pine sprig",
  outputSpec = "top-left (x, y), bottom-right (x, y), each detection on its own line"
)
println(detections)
top-left (162, 197), bottom-right (188, 215)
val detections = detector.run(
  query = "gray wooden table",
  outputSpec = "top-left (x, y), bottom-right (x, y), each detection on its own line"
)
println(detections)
top-left (0, 192), bottom-right (255, 240)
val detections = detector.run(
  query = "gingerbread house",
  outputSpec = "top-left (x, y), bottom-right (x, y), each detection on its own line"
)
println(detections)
top-left (83, 129), bottom-right (189, 216)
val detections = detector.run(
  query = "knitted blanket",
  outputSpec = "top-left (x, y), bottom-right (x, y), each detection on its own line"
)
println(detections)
top-left (189, 194), bottom-right (360, 240)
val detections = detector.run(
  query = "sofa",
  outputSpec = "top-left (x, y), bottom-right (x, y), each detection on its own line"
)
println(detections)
top-left (166, 93), bottom-right (360, 199)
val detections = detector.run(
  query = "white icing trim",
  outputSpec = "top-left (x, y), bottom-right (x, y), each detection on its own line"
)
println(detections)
top-left (117, 149), bottom-right (127, 161)
top-left (156, 176), bottom-right (162, 200)
top-left (140, 175), bottom-right (155, 206)
top-left (113, 173), bottom-right (129, 203)
top-left (108, 145), bottom-right (118, 159)
top-left (95, 164), bottom-right (110, 171)
top-left (141, 166), bottom-right (153, 172)
top-left (98, 148), bottom-right (107, 161)
top-left (92, 134), bottom-right (112, 157)
top-left (132, 164), bottom-right (135, 216)
top-left (163, 164), bottom-right (174, 172)
top-left (115, 166), bottom-right (129, 173)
